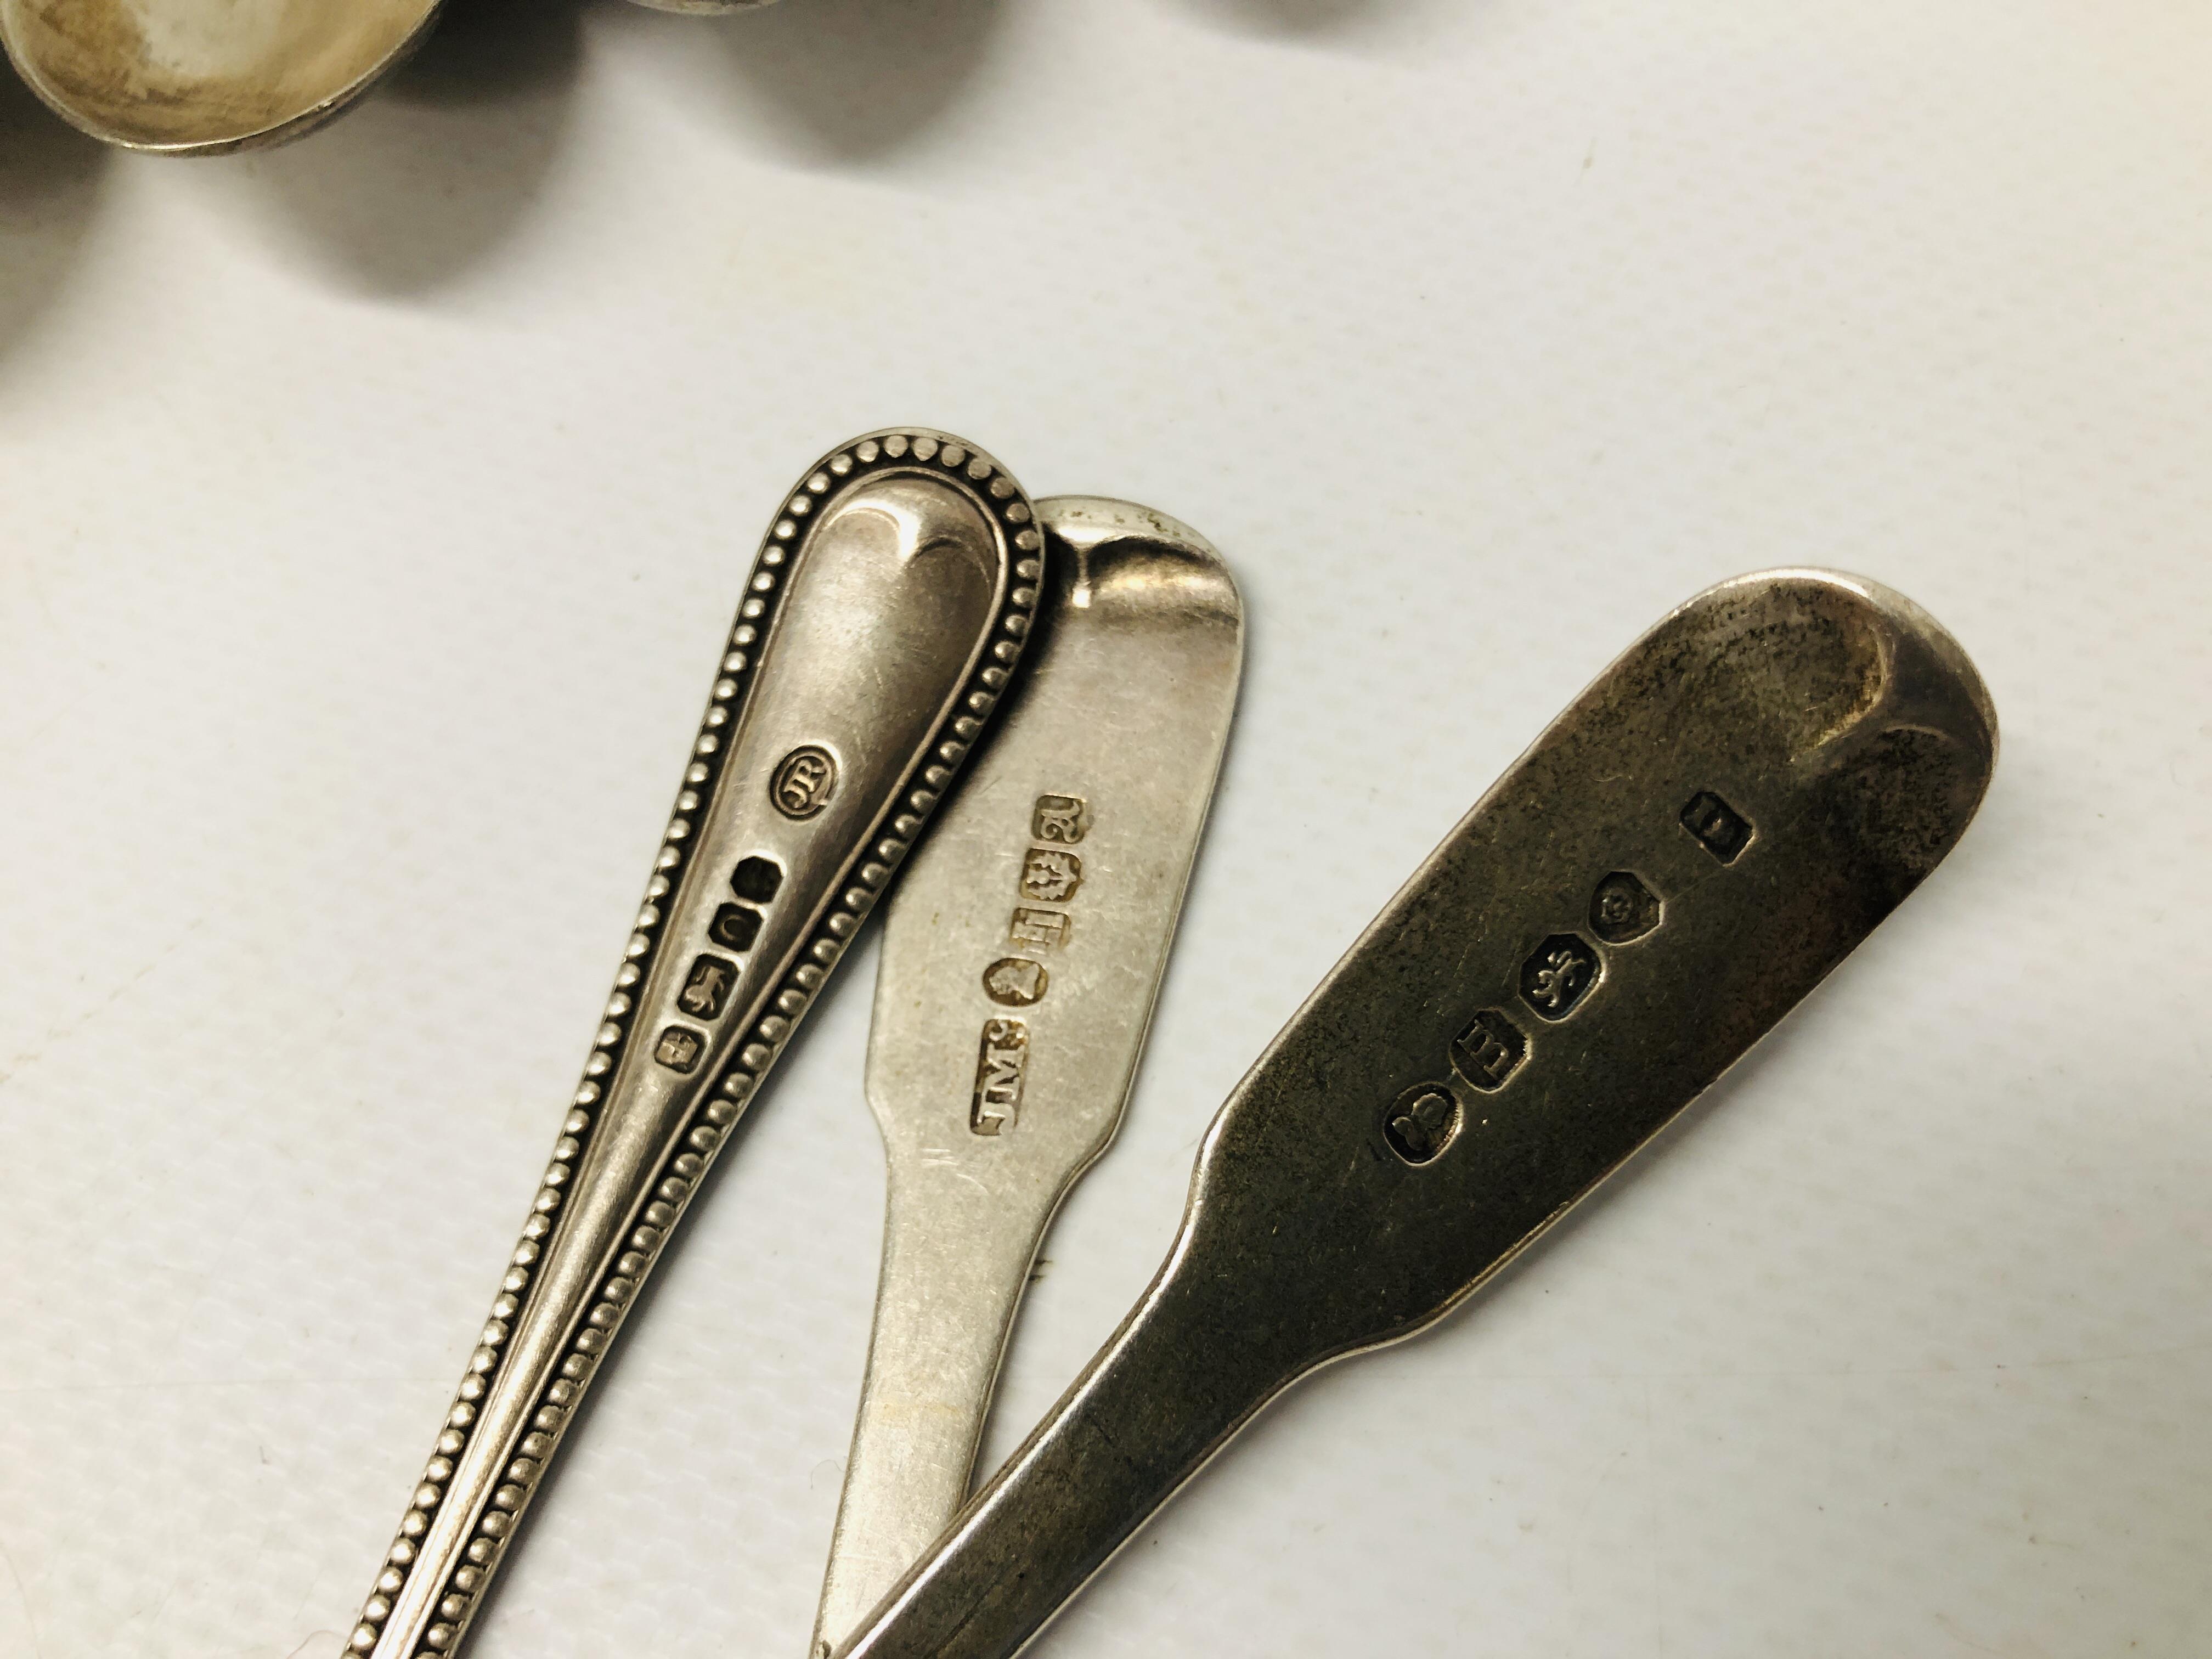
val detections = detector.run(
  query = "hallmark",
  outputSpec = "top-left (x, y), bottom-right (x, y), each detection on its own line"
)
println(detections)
top-left (983, 958), bottom-right (1049, 1007)
top-left (1384, 1085), bottom-right (1460, 1166)
top-left (709, 904), bottom-right (762, 952)
top-left (653, 1026), bottom-right (703, 1073)
top-left (972, 797), bottom-right (1093, 1021)
top-left (1394, 835), bottom-right (1726, 1166)
top-left (771, 746), bottom-right (838, 819)
top-left (1008, 907), bottom-right (1070, 951)
top-left (1520, 934), bottom-right (1599, 1022)
top-left (1680, 791), bottom-right (1752, 862)
top-left (970, 1018), bottom-right (1030, 1136)
top-left (1020, 848), bottom-right (1082, 903)
top-left (678, 954), bottom-right (740, 1021)
top-left (1032, 794), bottom-right (1089, 844)
top-left (731, 855), bottom-right (784, 902)
top-left (1451, 1009), bottom-right (1528, 1092)
top-left (1589, 871), bottom-right (1662, 944)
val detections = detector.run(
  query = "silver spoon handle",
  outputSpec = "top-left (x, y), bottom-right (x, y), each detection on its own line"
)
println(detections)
top-left (837, 569), bottom-right (1996, 1659)
top-left (840, 1252), bottom-right (1283, 1659)
top-left (350, 430), bottom-right (1045, 1659)
top-left (811, 500), bottom-right (1243, 1656)
top-left (816, 1170), bottom-right (1051, 1655)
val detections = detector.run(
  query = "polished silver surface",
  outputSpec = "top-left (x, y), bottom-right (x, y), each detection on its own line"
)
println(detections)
top-left (810, 499), bottom-right (1244, 1658)
top-left (347, 430), bottom-right (1045, 1659)
top-left (836, 569), bottom-right (1998, 1659)
top-left (0, 0), bottom-right (439, 152)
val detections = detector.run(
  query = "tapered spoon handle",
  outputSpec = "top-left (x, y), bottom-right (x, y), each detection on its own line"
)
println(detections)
top-left (350, 430), bottom-right (1046, 1659)
top-left (838, 569), bottom-right (1996, 1659)
top-left (811, 499), bottom-right (1243, 1657)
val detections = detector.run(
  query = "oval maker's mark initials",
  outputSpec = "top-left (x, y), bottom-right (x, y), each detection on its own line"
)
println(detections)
top-left (772, 745), bottom-right (838, 819)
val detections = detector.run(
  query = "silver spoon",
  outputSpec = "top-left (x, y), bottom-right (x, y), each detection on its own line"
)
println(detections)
top-left (345, 428), bottom-right (1045, 1659)
top-left (836, 568), bottom-right (1997, 1659)
top-left (1, 0), bottom-right (442, 153)
top-left (812, 498), bottom-right (1244, 1658)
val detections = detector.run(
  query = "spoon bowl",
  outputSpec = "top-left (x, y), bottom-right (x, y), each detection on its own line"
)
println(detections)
top-left (0, 0), bottom-right (440, 153)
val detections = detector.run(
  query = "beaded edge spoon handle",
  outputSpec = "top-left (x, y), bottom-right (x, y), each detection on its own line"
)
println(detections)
top-left (836, 567), bottom-right (1997, 1659)
top-left (349, 428), bottom-right (1047, 1659)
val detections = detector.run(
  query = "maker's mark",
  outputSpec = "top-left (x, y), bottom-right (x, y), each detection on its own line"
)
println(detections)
top-left (771, 746), bottom-right (838, 819)
top-left (1680, 791), bottom-right (1752, 862)
top-left (971, 1019), bottom-right (1029, 1136)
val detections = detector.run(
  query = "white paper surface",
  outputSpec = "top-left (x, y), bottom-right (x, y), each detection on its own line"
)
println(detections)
top-left (1, 3), bottom-right (2207, 1656)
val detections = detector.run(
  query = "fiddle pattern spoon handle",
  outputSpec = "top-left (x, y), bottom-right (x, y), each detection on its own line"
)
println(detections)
top-left (837, 569), bottom-right (1996, 1659)
top-left (811, 498), bottom-right (1243, 1657)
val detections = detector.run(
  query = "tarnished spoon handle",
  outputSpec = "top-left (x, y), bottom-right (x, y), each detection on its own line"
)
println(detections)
top-left (844, 1257), bottom-right (1285, 1659)
top-left (837, 569), bottom-right (1996, 1659)
top-left (350, 430), bottom-right (1046, 1659)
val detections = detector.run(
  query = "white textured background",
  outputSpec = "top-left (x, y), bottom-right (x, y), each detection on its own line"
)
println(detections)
top-left (2, 2), bottom-right (2207, 1656)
